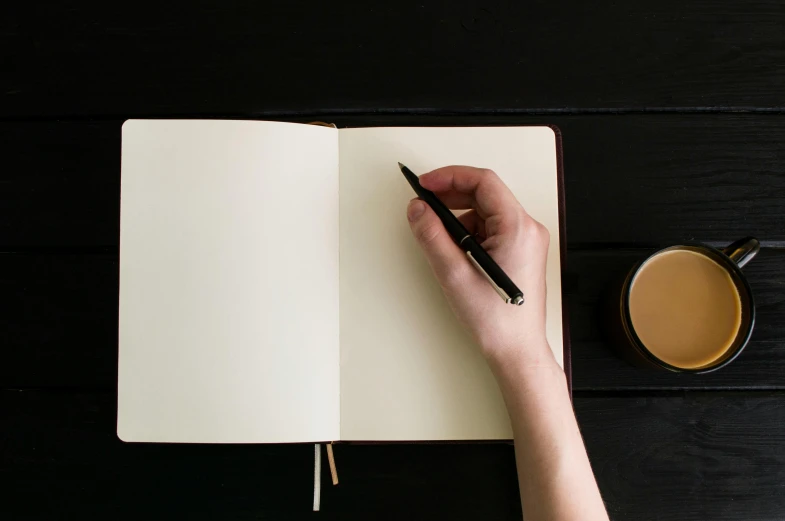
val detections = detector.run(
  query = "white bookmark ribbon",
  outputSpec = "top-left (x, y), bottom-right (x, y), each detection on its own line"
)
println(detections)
top-left (313, 444), bottom-right (322, 511)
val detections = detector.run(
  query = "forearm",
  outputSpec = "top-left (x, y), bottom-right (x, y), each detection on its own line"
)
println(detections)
top-left (489, 348), bottom-right (608, 521)
top-left (404, 165), bottom-right (606, 518)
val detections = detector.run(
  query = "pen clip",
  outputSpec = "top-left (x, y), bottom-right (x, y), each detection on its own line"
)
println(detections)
top-left (465, 251), bottom-right (511, 303)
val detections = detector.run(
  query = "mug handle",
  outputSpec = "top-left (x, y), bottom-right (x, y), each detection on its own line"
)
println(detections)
top-left (722, 236), bottom-right (760, 269)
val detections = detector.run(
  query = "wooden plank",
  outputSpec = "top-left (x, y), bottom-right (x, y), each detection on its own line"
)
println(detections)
top-left (1, 390), bottom-right (783, 521)
top-left (576, 393), bottom-right (785, 521)
top-left (1, 115), bottom-right (784, 248)
top-left (2, 249), bottom-right (783, 390)
top-left (2, 1), bottom-right (784, 116)
top-left (0, 253), bottom-right (118, 388)
top-left (0, 122), bottom-right (120, 249)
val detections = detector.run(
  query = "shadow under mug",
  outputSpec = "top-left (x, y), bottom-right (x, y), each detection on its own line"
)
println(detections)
top-left (606, 237), bottom-right (760, 373)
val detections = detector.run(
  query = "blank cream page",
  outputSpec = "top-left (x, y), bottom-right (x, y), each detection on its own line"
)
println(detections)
top-left (338, 127), bottom-right (562, 441)
top-left (118, 120), bottom-right (339, 443)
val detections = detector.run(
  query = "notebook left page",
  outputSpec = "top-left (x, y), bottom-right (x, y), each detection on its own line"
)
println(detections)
top-left (118, 120), bottom-right (340, 443)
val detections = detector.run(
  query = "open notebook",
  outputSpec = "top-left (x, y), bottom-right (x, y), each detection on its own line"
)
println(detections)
top-left (118, 120), bottom-right (568, 443)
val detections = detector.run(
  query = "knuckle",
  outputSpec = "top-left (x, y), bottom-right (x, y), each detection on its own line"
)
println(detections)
top-left (507, 209), bottom-right (526, 233)
top-left (537, 221), bottom-right (550, 239)
top-left (479, 168), bottom-right (501, 184)
top-left (523, 216), bottom-right (549, 242)
top-left (540, 226), bottom-right (551, 247)
top-left (416, 221), bottom-right (442, 245)
top-left (532, 222), bottom-right (550, 245)
top-left (514, 208), bottom-right (528, 224)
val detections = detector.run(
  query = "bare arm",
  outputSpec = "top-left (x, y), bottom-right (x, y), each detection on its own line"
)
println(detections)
top-left (405, 166), bottom-right (608, 521)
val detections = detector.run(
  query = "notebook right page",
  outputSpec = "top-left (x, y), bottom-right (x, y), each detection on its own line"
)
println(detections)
top-left (338, 127), bottom-right (562, 441)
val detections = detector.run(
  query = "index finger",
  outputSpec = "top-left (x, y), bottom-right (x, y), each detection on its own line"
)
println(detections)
top-left (418, 165), bottom-right (522, 219)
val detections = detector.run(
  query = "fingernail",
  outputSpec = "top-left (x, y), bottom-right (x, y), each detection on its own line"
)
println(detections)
top-left (407, 199), bottom-right (426, 222)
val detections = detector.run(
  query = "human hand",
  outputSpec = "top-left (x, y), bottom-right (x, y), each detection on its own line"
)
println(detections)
top-left (406, 166), bottom-right (555, 369)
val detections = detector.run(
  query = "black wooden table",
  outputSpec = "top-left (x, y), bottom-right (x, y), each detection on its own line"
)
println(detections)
top-left (2, 2), bottom-right (784, 520)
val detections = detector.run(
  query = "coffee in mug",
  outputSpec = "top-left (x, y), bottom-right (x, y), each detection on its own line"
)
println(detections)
top-left (607, 237), bottom-right (759, 373)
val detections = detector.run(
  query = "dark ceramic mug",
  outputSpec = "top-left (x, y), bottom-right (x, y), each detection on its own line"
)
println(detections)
top-left (606, 237), bottom-right (760, 373)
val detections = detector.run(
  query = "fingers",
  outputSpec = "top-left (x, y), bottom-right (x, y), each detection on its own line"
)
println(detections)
top-left (426, 191), bottom-right (474, 210)
top-left (407, 199), bottom-right (466, 284)
top-left (418, 166), bottom-right (521, 219)
top-left (457, 210), bottom-right (486, 239)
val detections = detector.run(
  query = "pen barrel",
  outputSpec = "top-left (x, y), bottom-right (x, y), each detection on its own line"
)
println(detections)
top-left (401, 164), bottom-right (470, 243)
top-left (436, 204), bottom-right (472, 243)
top-left (461, 236), bottom-right (524, 304)
top-left (419, 190), bottom-right (469, 243)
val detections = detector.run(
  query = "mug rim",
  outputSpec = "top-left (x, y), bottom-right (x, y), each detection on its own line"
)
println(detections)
top-left (620, 243), bottom-right (756, 374)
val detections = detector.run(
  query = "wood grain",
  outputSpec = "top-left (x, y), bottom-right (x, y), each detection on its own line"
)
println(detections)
top-left (2, 1), bottom-right (784, 116)
top-left (576, 393), bottom-right (785, 521)
top-left (3, 249), bottom-right (783, 391)
top-left (2, 389), bottom-right (783, 521)
top-left (0, 253), bottom-right (118, 388)
top-left (1, 115), bottom-right (784, 249)
top-left (2, 3), bottom-right (784, 517)
top-left (0, 122), bottom-right (120, 249)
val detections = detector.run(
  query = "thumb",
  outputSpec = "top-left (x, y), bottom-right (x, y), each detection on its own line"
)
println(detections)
top-left (407, 199), bottom-right (465, 283)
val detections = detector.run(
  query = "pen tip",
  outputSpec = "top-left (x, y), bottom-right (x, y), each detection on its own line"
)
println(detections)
top-left (397, 162), bottom-right (405, 170)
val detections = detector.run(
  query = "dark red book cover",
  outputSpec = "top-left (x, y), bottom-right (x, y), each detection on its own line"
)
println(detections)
top-left (551, 125), bottom-right (572, 395)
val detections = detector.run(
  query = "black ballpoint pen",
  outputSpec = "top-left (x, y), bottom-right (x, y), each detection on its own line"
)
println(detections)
top-left (399, 162), bottom-right (524, 306)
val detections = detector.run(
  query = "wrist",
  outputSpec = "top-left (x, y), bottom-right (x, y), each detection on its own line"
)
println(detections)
top-left (484, 338), bottom-right (563, 388)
